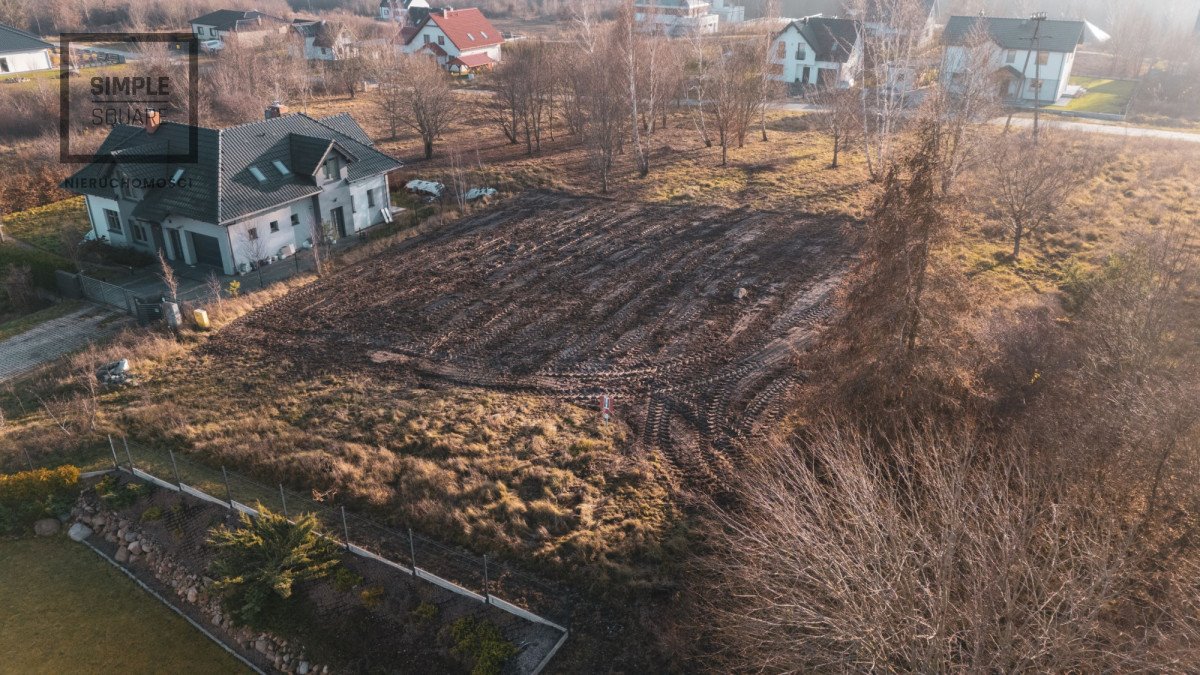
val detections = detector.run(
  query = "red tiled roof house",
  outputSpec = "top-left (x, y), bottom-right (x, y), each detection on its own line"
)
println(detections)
top-left (402, 8), bottom-right (503, 72)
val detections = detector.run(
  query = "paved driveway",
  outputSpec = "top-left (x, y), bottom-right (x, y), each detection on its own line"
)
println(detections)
top-left (0, 305), bottom-right (129, 382)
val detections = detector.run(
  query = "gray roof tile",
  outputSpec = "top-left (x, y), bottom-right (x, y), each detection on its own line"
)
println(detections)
top-left (63, 113), bottom-right (402, 225)
top-left (943, 15), bottom-right (1086, 53)
top-left (0, 22), bottom-right (52, 55)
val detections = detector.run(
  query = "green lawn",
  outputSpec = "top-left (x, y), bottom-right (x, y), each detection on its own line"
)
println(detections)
top-left (0, 537), bottom-right (248, 674)
top-left (0, 301), bottom-right (83, 342)
top-left (2, 197), bottom-right (92, 256)
top-left (1052, 76), bottom-right (1138, 115)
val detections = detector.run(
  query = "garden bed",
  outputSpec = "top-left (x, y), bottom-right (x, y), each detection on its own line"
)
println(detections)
top-left (77, 473), bottom-right (562, 674)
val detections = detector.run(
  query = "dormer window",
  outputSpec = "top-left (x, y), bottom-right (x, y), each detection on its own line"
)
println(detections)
top-left (467, 33), bottom-right (475, 40)
top-left (170, 168), bottom-right (185, 184)
top-left (480, 31), bottom-right (488, 38)
top-left (249, 166), bottom-right (267, 183)
top-left (272, 160), bottom-right (291, 176)
top-left (323, 156), bottom-right (340, 180)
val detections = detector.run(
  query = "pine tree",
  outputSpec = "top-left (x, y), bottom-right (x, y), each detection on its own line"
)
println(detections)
top-left (208, 504), bottom-right (341, 626)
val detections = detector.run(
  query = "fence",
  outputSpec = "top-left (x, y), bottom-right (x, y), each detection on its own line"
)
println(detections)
top-left (103, 436), bottom-right (574, 641)
top-left (55, 270), bottom-right (164, 324)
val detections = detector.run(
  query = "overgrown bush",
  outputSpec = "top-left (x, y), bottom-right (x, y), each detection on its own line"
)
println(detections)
top-left (0, 465), bottom-right (80, 535)
top-left (450, 617), bottom-right (517, 675)
top-left (333, 567), bottom-right (363, 592)
top-left (80, 239), bottom-right (156, 268)
top-left (208, 504), bottom-right (341, 626)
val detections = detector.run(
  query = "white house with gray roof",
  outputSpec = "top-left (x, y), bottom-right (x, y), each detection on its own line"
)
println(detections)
top-left (770, 16), bottom-right (862, 88)
top-left (63, 107), bottom-right (402, 276)
top-left (0, 23), bottom-right (53, 75)
top-left (941, 15), bottom-right (1090, 104)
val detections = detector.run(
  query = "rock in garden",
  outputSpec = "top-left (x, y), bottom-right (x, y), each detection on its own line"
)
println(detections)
top-left (255, 639), bottom-right (268, 654)
top-left (128, 541), bottom-right (142, 555)
top-left (33, 518), bottom-right (61, 537)
top-left (187, 588), bottom-right (198, 603)
top-left (114, 546), bottom-right (129, 563)
top-left (733, 287), bottom-right (749, 300)
top-left (298, 661), bottom-right (310, 675)
top-left (67, 523), bottom-right (93, 542)
top-left (124, 531), bottom-right (139, 542)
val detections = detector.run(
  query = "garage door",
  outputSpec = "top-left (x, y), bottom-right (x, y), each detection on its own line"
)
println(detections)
top-left (190, 232), bottom-right (223, 268)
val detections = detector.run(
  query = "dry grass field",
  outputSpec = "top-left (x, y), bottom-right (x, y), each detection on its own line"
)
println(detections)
top-left (3, 86), bottom-right (1200, 670)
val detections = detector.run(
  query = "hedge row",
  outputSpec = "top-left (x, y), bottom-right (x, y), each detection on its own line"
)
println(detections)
top-left (0, 465), bottom-right (80, 536)
top-left (0, 243), bottom-right (75, 290)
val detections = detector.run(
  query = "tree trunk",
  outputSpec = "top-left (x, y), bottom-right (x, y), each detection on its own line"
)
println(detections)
top-left (1012, 222), bottom-right (1024, 260)
top-left (424, 139), bottom-right (434, 160)
top-left (831, 135), bottom-right (840, 169)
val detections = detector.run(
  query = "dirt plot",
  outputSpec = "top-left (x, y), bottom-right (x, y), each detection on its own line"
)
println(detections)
top-left (213, 191), bottom-right (852, 486)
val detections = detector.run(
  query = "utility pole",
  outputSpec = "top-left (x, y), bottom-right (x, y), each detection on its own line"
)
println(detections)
top-left (1030, 12), bottom-right (1047, 143)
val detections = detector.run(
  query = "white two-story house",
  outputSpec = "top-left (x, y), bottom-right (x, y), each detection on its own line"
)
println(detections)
top-left (0, 22), bottom-right (53, 75)
top-left (63, 108), bottom-right (402, 276)
top-left (292, 19), bottom-right (356, 61)
top-left (941, 15), bottom-right (1088, 104)
top-left (634, 0), bottom-right (720, 36)
top-left (771, 16), bottom-right (862, 89)
top-left (403, 7), bottom-right (504, 72)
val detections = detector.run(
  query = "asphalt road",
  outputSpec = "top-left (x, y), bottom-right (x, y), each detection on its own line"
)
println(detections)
top-left (0, 304), bottom-right (128, 383)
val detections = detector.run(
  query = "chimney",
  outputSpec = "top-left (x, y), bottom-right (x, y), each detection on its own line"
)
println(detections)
top-left (145, 108), bottom-right (161, 134)
top-left (265, 101), bottom-right (288, 120)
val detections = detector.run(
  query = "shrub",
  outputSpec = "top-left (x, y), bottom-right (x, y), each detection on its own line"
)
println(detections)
top-left (333, 567), bottom-right (363, 592)
top-left (80, 239), bottom-right (155, 268)
top-left (359, 585), bottom-right (385, 609)
top-left (95, 474), bottom-right (152, 509)
top-left (208, 504), bottom-right (341, 626)
top-left (140, 505), bottom-right (164, 522)
top-left (0, 243), bottom-right (74, 290)
top-left (411, 601), bottom-right (438, 625)
top-left (450, 617), bottom-right (518, 675)
top-left (0, 465), bottom-right (80, 535)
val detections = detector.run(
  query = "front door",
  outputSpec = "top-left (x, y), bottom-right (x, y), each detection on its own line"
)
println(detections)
top-left (331, 206), bottom-right (347, 239)
top-left (150, 223), bottom-right (166, 253)
top-left (168, 229), bottom-right (183, 261)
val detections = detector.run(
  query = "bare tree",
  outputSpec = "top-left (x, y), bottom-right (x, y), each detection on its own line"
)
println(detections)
top-left (618, 0), bottom-right (650, 177)
top-left (934, 21), bottom-right (1002, 195)
top-left (2, 264), bottom-right (37, 312)
top-left (239, 231), bottom-right (268, 289)
top-left (988, 131), bottom-right (1105, 259)
top-left (396, 55), bottom-right (455, 160)
top-left (370, 50), bottom-right (407, 140)
top-left (807, 85), bottom-right (861, 168)
top-left (157, 248), bottom-right (178, 302)
top-left (698, 423), bottom-right (1200, 672)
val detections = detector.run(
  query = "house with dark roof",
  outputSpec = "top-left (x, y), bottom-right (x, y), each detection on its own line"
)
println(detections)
top-left (292, 19), bottom-right (356, 61)
top-left (190, 9), bottom-right (290, 47)
top-left (402, 7), bottom-right (504, 72)
top-left (770, 16), bottom-right (862, 89)
top-left (0, 22), bottom-right (53, 75)
top-left (941, 15), bottom-right (1088, 104)
top-left (62, 107), bottom-right (402, 276)
top-left (379, 0), bottom-right (431, 25)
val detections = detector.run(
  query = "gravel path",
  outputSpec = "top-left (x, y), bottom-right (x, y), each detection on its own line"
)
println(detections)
top-left (0, 304), bottom-right (128, 382)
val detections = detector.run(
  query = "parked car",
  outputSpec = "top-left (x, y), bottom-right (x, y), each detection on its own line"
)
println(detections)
top-left (200, 39), bottom-right (225, 53)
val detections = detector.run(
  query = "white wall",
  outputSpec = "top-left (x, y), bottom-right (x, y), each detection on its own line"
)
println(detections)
top-left (770, 27), bottom-right (859, 87)
top-left (0, 49), bottom-right (52, 74)
top-left (943, 44), bottom-right (1074, 102)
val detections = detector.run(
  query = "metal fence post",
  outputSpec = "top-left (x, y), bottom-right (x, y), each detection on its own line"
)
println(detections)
top-left (222, 466), bottom-right (233, 509)
top-left (122, 437), bottom-right (135, 473)
top-left (483, 555), bottom-right (490, 605)
top-left (279, 484), bottom-right (288, 518)
top-left (341, 506), bottom-right (351, 551)
top-left (408, 527), bottom-right (417, 576)
top-left (168, 449), bottom-right (182, 489)
top-left (21, 447), bottom-right (35, 472)
top-left (108, 435), bottom-right (119, 470)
